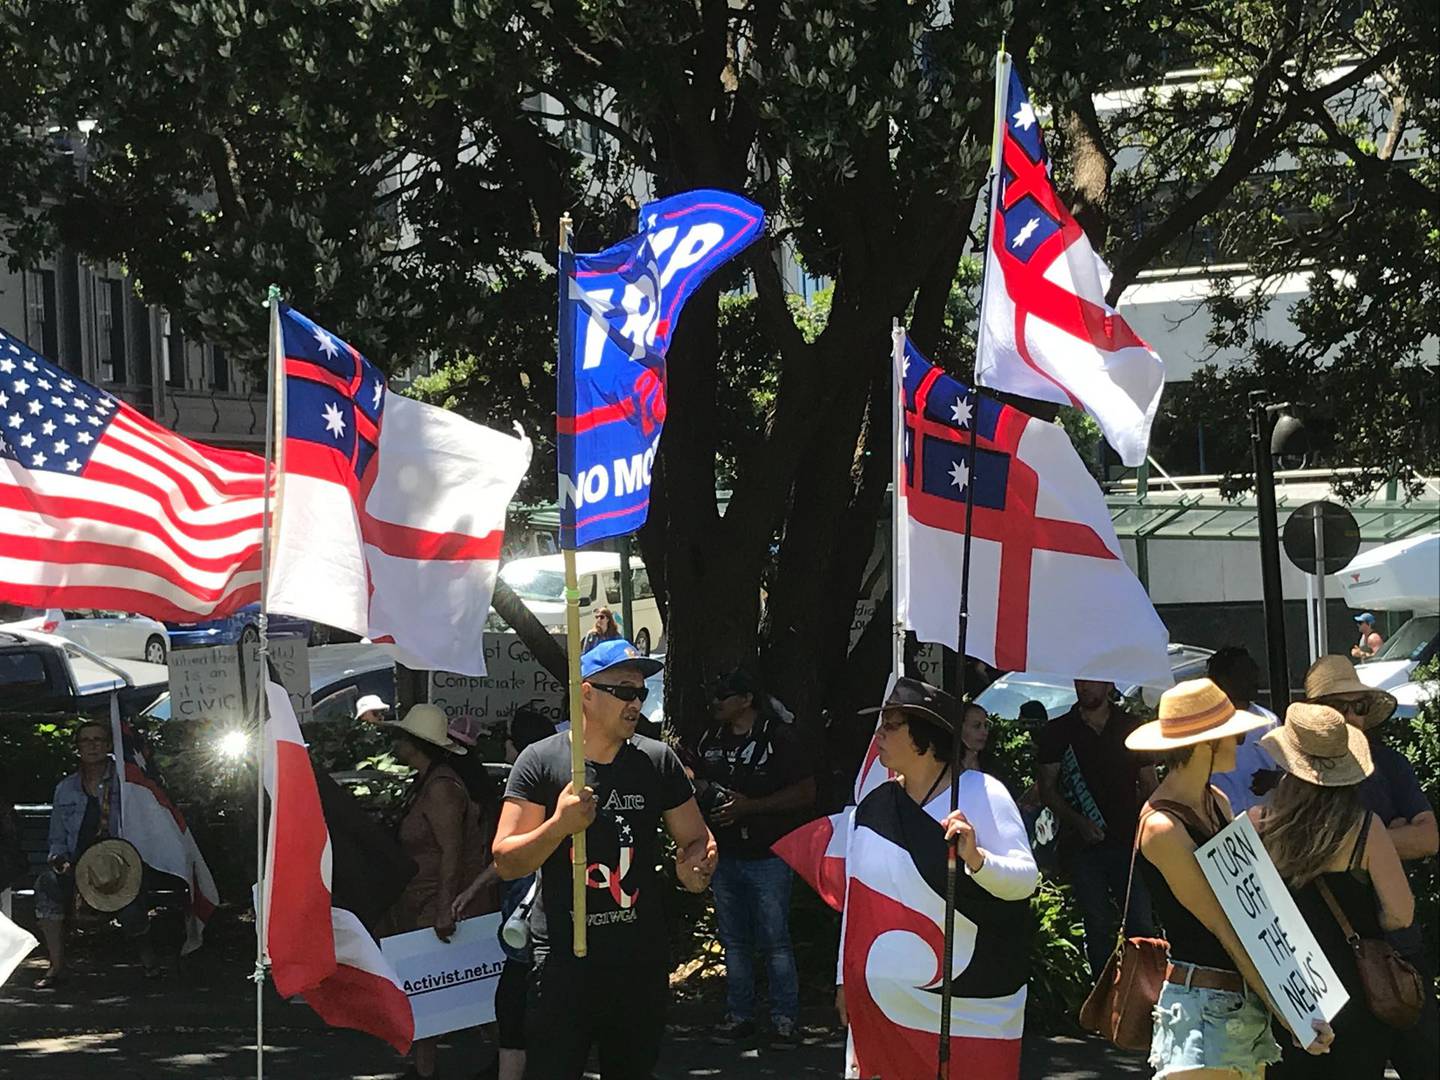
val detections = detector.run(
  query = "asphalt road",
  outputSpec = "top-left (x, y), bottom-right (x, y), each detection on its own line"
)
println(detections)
top-left (0, 937), bottom-right (1150, 1079)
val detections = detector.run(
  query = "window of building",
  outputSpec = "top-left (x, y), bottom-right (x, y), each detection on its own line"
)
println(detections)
top-left (166, 324), bottom-right (186, 389)
top-left (130, 296), bottom-right (152, 386)
top-left (24, 269), bottom-right (59, 361)
top-left (96, 278), bottom-right (127, 383)
top-left (210, 346), bottom-right (230, 392)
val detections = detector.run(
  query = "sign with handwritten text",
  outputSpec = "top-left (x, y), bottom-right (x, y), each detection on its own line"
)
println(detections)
top-left (1195, 813), bottom-right (1347, 1047)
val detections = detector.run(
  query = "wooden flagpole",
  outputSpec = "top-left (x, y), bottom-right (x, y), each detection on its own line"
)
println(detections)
top-left (937, 47), bottom-right (1010, 1080)
top-left (556, 214), bottom-right (588, 958)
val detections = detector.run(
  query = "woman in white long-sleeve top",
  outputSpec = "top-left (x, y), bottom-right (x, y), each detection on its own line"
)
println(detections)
top-left (833, 678), bottom-right (1037, 1080)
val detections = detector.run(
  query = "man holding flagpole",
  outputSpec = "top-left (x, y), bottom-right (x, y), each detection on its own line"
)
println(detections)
top-left (493, 640), bottom-right (716, 1079)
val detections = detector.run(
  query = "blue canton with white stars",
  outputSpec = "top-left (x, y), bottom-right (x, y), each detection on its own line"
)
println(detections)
top-left (0, 329), bottom-right (119, 474)
top-left (278, 305), bottom-right (386, 481)
top-left (999, 69), bottom-right (1061, 266)
top-left (900, 338), bottom-right (1010, 512)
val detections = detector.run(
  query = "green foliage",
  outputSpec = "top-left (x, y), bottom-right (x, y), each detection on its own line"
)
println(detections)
top-left (1385, 657), bottom-right (1440, 987)
top-left (0, 716), bottom-right (79, 803)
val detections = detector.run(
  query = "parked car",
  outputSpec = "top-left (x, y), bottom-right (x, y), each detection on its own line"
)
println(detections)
top-left (973, 643), bottom-right (1216, 721)
top-left (165, 602), bottom-right (322, 650)
top-left (0, 627), bottom-right (169, 717)
top-left (141, 642), bottom-right (398, 728)
top-left (496, 552), bottom-right (665, 655)
top-left (0, 605), bottom-right (170, 664)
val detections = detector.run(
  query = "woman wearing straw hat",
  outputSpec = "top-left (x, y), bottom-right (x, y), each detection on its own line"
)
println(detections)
top-left (1252, 703), bottom-right (1415, 1079)
top-left (379, 704), bottom-right (494, 1080)
top-left (1304, 654), bottom-right (1438, 1080)
top-left (1127, 679), bottom-right (1332, 1077)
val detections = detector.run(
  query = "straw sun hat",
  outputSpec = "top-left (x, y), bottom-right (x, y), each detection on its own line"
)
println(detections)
top-left (75, 837), bottom-right (144, 913)
top-left (1303, 655), bottom-right (1397, 731)
top-left (1261, 702), bottom-right (1374, 788)
top-left (383, 703), bottom-right (468, 755)
top-left (1126, 678), bottom-right (1272, 752)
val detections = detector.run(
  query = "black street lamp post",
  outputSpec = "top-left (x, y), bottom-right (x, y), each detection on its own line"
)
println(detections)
top-left (1250, 392), bottom-right (1307, 710)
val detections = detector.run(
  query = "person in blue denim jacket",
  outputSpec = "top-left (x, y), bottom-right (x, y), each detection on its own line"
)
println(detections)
top-left (35, 719), bottom-right (155, 988)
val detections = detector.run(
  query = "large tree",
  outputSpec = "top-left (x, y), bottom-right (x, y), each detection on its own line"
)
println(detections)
top-left (2, 0), bottom-right (1433, 740)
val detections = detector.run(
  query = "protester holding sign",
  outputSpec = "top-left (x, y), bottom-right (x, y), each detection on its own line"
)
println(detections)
top-left (1254, 703), bottom-right (1415, 1079)
top-left (379, 705), bottom-right (496, 1080)
top-left (1127, 679), bottom-right (1308, 1076)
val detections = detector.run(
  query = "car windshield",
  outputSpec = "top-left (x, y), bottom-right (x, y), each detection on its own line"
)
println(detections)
top-left (500, 565), bottom-right (568, 602)
top-left (1369, 615), bottom-right (1439, 663)
top-left (975, 677), bottom-right (1079, 721)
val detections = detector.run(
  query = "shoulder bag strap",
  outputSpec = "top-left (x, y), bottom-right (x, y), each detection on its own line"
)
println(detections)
top-left (1315, 877), bottom-right (1362, 946)
top-left (1349, 813), bottom-right (1371, 871)
top-left (1120, 803), bottom-right (1168, 936)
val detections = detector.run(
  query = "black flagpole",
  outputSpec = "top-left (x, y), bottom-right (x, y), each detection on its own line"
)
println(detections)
top-left (937, 45), bottom-right (1009, 1080)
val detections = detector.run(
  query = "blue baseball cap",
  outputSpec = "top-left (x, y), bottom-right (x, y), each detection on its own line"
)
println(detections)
top-left (1354, 612), bottom-right (1376, 624)
top-left (580, 638), bottom-right (664, 680)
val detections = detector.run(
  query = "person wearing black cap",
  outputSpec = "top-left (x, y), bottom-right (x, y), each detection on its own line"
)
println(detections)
top-left (492, 639), bottom-right (717, 1080)
top-left (694, 668), bottom-right (814, 1049)
top-left (830, 677), bottom-right (1037, 1079)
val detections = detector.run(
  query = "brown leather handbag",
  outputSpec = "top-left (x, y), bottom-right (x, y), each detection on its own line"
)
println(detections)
top-left (1078, 801), bottom-right (1200, 1051)
top-left (1316, 879), bottom-right (1424, 1029)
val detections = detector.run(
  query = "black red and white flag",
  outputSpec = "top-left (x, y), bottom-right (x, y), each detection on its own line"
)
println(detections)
top-left (263, 679), bottom-right (414, 1052)
top-left (776, 765), bottom-right (1038, 1078)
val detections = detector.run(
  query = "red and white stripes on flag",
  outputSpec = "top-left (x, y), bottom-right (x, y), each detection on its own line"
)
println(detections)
top-left (0, 328), bottom-right (264, 621)
top-left (109, 698), bottom-right (219, 954)
top-left (263, 679), bottom-right (414, 1053)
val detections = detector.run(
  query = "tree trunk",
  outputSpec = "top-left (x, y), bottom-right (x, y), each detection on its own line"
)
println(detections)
top-left (489, 576), bottom-right (568, 684)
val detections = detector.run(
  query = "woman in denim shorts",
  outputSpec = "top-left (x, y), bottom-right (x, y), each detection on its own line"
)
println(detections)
top-left (1126, 680), bottom-right (1334, 1077)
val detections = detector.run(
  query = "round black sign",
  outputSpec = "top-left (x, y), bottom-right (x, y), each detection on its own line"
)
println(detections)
top-left (1282, 500), bottom-right (1361, 576)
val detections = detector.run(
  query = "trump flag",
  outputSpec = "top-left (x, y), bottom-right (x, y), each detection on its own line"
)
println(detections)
top-left (266, 305), bottom-right (531, 676)
top-left (558, 190), bottom-right (763, 548)
top-left (976, 61), bottom-right (1164, 467)
top-left (898, 337), bottom-right (1171, 688)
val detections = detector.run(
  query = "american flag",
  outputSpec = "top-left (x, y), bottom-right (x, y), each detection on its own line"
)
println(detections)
top-left (976, 62), bottom-right (1164, 467)
top-left (0, 327), bottom-right (264, 621)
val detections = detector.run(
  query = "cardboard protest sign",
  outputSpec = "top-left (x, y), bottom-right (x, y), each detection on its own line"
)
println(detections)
top-left (429, 634), bottom-right (565, 748)
top-left (380, 914), bottom-right (506, 1039)
top-left (167, 646), bottom-right (245, 722)
top-left (1196, 814), bottom-right (1347, 1046)
top-left (169, 640), bottom-right (311, 724)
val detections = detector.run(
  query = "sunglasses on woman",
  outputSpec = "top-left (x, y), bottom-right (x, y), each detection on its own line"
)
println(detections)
top-left (1320, 695), bottom-right (1371, 716)
top-left (589, 682), bottom-right (649, 704)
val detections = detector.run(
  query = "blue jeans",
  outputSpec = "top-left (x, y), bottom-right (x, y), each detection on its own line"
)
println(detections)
top-left (710, 854), bottom-right (799, 1024)
top-left (1065, 842), bottom-right (1155, 976)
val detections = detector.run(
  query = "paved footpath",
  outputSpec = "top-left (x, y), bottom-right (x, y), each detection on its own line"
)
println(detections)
top-left (1, 943), bottom-right (1150, 1079)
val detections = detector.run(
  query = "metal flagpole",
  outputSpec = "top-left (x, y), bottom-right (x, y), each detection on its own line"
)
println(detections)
top-left (254, 285), bottom-right (282, 1079)
top-left (891, 319), bottom-right (906, 684)
top-left (557, 214), bottom-right (588, 958)
top-left (937, 46), bottom-right (1009, 1080)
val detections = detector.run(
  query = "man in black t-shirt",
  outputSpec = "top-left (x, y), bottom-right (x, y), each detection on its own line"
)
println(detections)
top-left (692, 669), bottom-right (815, 1048)
top-left (1035, 679), bottom-right (1158, 976)
top-left (495, 639), bottom-right (716, 1080)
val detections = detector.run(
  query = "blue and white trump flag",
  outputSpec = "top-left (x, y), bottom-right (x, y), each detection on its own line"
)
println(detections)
top-left (557, 190), bottom-right (764, 548)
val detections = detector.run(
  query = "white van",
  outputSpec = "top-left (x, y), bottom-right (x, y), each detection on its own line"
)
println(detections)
top-left (497, 552), bottom-right (665, 655)
top-left (1339, 532), bottom-right (1439, 691)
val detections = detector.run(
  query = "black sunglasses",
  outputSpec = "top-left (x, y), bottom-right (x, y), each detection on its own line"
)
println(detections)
top-left (1320, 695), bottom-right (1371, 716)
top-left (589, 682), bottom-right (649, 704)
